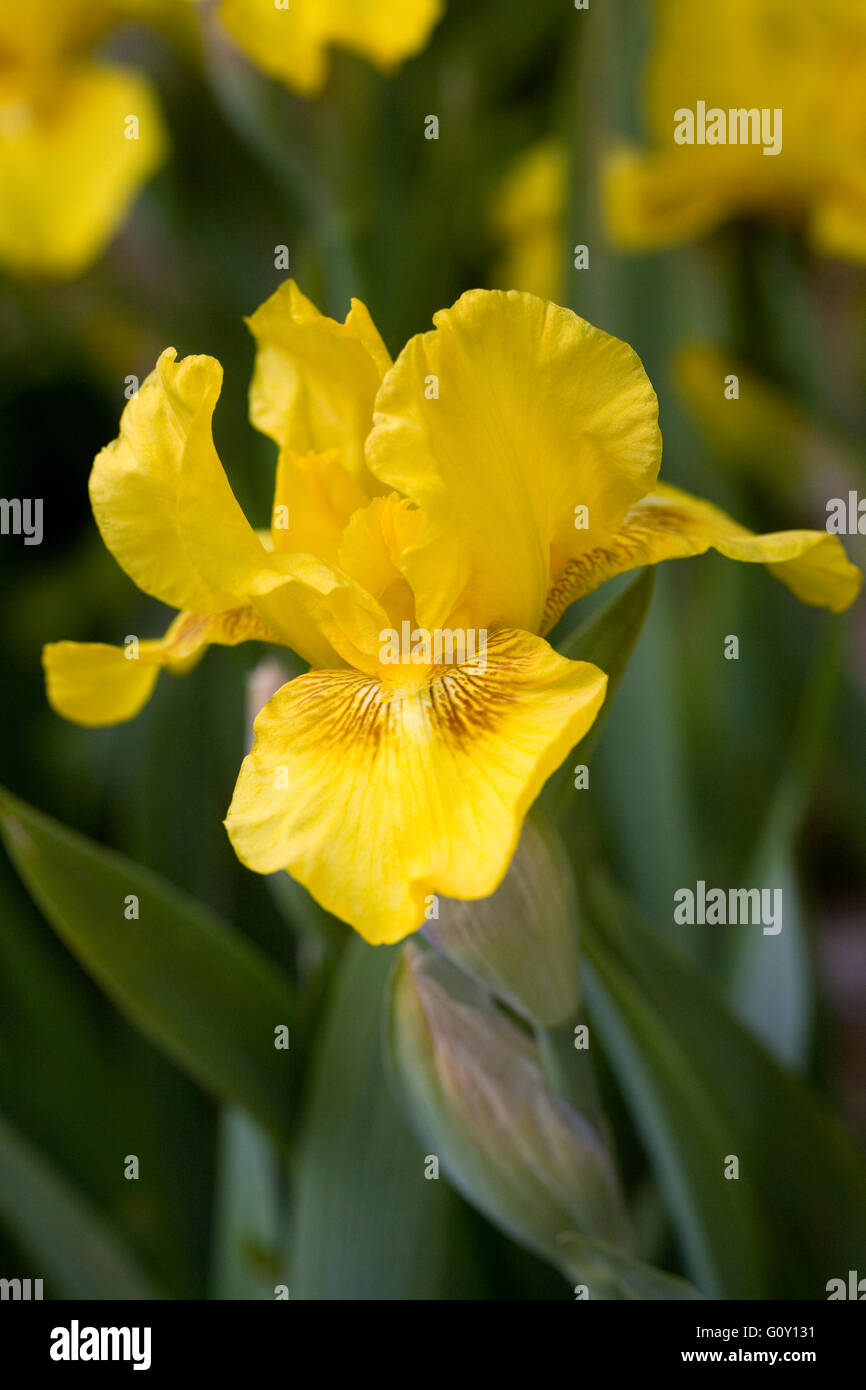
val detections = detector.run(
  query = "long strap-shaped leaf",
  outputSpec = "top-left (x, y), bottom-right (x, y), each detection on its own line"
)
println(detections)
top-left (0, 787), bottom-right (297, 1147)
top-left (581, 870), bottom-right (866, 1299)
top-left (290, 937), bottom-right (472, 1299)
top-left (0, 1112), bottom-right (160, 1299)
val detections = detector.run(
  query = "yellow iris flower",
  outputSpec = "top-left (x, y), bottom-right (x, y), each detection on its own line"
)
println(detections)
top-left (0, 0), bottom-right (167, 278)
top-left (606, 0), bottom-right (866, 262)
top-left (215, 0), bottom-right (445, 97)
top-left (43, 282), bottom-right (860, 942)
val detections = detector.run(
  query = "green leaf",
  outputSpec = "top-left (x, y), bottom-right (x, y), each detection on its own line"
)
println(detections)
top-left (728, 618), bottom-right (844, 1065)
top-left (0, 1111), bottom-right (159, 1300)
top-left (210, 1107), bottom-right (284, 1299)
top-left (544, 568), bottom-right (655, 821)
top-left (582, 871), bottom-right (866, 1298)
top-left (555, 568), bottom-right (655, 683)
top-left (267, 869), bottom-right (348, 955)
top-left (0, 786), bottom-right (297, 1146)
top-left (289, 937), bottom-right (473, 1300)
top-left (0, 859), bottom-right (213, 1297)
top-left (728, 850), bottom-right (810, 1069)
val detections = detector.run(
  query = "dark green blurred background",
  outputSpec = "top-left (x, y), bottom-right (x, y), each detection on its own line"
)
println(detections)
top-left (1, 0), bottom-right (864, 1299)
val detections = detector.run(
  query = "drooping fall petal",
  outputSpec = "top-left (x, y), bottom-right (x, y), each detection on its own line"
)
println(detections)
top-left (541, 481), bottom-right (861, 632)
top-left (42, 607), bottom-right (280, 727)
top-left (225, 629), bottom-right (607, 944)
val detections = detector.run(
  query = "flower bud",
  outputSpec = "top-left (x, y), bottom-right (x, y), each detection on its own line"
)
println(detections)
top-left (386, 941), bottom-right (631, 1281)
top-left (424, 815), bottom-right (580, 1027)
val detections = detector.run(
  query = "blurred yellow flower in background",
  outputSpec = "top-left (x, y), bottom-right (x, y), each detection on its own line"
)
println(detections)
top-left (490, 140), bottom-right (567, 301)
top-left (0, 0), bottom-right (167, 278)
top-left (216, 0), bottom-right (445, 96)
top-left (43, 283), bottom-right (860, 943)
top-left (674, 343), bottom-right (819, 492)
top-left (605, 0), bottom-right (866, 262)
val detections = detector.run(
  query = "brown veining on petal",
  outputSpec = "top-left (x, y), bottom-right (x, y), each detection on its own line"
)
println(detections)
top-left (541, 506), bottom-right (689, 634)
top-left (168, 606), bottom-right (285, 660)
top-left (216, 607), bottom-right (284, 645)
top-left (286, 670), bottom-right (395, 752)
top-left (427, 630), bottom-right (535, 747)
top-left (429, 665), bottom-right (511, 744)
top-left (275, 631), bottom-right (530, 757)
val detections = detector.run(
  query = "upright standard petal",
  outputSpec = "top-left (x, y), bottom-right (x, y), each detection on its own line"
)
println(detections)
top-left (337, 493), bottom-right (425, 632)
top-left (0, 63), bottom-right (165, 278)
top-left (269, 448), bottom-right (369, 564)
top-left (89, 347), bottom-right (390, 670)
top-left (225, 629), bottom-right (607, 944)
top-left (89, 348), bottom-right (269, 615)
top-left (542, 481), bottom-right (861, 632)
top-left (247, 280), bottom-right (390, 492)
top-left (218, 0), bottom-right (444, 96)
top-left (366, 290), bottom-right (661, 635)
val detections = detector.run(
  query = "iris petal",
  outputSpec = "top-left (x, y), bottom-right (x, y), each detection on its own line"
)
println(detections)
top-left (219, 0), bottom-right (444, 97)
top-left (89, 347), bottom-right (392, 671)
top-left (366, 289), bottom-right (662, 635)
top-left (0, 63), bottom-right (165, 278)
top-left (225, 628), bottom-right (607, 944)
top-left (247, 279), bottom-right (390, 493)
top-left (42, 606), bottom-right (280, 727)
top-left (542, 480), bottom-right (861, 632)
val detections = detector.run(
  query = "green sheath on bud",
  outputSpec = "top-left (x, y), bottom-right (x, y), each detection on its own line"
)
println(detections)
top-left (423, 815), bottom-right (580, 1027)
top-left (386, 940), bottom-right (632, 1287)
